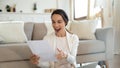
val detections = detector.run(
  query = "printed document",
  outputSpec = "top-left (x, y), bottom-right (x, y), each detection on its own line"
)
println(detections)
top-left (27, 40), bottom-right (57, 62)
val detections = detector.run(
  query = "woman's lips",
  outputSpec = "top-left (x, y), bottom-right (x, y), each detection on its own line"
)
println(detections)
top-left (55, 28), bottom-right (61, 32)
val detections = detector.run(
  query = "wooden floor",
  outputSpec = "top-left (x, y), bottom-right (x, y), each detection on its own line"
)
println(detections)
top-left (77, 54), bottom-right (120, 68)
top-left (108, 54), bottom-right (120, 68)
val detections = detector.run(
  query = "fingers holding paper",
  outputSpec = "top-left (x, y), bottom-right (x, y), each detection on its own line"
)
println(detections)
top-left (30, 54), bottom-right (40, 64)
top-left (56, 48), bottom-right (68, 60)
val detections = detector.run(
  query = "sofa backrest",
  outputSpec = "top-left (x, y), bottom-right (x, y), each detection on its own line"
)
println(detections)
top-left (24, 22), bottom-right (47, 40)
top-left (24, 20), bottom-right (97, 40)
top-left (32, 23), bottom-right (47, 40)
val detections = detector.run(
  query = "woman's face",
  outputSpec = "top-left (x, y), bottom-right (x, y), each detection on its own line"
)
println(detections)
top-left (51, 14), bottom-right (66, 33)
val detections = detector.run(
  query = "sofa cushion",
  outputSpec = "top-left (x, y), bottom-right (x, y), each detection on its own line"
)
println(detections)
top-left (24, 22), bottom-right (34, 40)
top-left (45, 22), bottom-right (54, 35)
top-left (77, 40), bottom-right (105, 55)
top-left (32, 23), bottom-right (47, 40)
top-left (70, 20), bottom-right (97, 40)
top-left (0, 43), bottom-right (32, 62)
top-left (0, 22), bottom-right (28, 43)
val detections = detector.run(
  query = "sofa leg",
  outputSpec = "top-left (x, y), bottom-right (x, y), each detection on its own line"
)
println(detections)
top-left (104, 61), bottom-right (109, 68)
top-left (80, 63), bottom-right (82, 66)
top-left (79, 63), bottom-right (83, 68)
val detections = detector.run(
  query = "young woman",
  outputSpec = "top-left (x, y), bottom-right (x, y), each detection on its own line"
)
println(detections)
top-left (30, 9), bottom-right (79, 68)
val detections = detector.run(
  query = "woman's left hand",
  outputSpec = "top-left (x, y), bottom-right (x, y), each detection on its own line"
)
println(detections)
top-left (56, 48), bottom-right (68, 60)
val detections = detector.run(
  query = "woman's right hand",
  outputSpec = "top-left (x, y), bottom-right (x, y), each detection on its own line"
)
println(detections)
top-left (30, 54), bottom-right (40, 64)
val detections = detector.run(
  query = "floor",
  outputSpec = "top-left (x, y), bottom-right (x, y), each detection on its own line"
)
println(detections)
top-left (108, 54), bottom-right (120, 68)
top-left (77, 54), bottom-right (120, 68)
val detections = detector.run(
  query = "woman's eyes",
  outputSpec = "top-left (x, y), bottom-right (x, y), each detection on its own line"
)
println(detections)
top-left (52, 21), bottom-right (62, 24)
top-left (58, 21), bottom-right (62, 23)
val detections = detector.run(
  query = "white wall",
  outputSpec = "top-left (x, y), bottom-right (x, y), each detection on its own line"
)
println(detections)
top-left (57, 0), bottom-right (70, 18)
top-left (113, 0), bottom-right (120, 54)
top-left (0, 13), bottom-right (51, 22)
top-left (102, 0), bottom-right (113, 27)
top-left (0, 0), bottom-right (57, 13)
top-left (0, 0), bottom-right (71, 22)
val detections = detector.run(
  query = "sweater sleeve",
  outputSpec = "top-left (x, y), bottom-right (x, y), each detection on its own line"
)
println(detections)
top-left (66, 34), bottom-right (79, 66)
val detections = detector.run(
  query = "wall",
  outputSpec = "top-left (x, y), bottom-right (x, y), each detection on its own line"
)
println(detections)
top-left (57, 0), bottom-right (70, 19)
top-left (104, 0), bottom-right (120, 54)
top-left (0, 13), bottom-right (51, 22)
top-left (113, 0), bottom-right (120, 54)
top-left (0, 0), bottom-right (70, 22)
top-left (0, 0), bottom-right (57, 13)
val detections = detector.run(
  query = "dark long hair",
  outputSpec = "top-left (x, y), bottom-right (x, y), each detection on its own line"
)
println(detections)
top-left (51, 9), bottom-right (69, 26)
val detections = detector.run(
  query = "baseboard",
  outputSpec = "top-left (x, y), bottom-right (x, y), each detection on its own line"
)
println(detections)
top-left (114, 49), bottom-right (120, 55)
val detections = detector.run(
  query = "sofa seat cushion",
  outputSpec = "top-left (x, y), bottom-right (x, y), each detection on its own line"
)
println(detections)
top-left (0, 43), bottom-right (32, 62)
top-left (77, 40), bottom-right (105, 55)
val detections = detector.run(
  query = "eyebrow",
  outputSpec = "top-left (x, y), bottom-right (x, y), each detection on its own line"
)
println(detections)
top-left (58, 20), bottom-right (62, 22)
top-left (52, 20), bottom-right (63, 22)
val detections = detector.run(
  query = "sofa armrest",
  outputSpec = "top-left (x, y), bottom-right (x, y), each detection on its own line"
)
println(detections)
top-left (95, 27), bottom-right (114, 60)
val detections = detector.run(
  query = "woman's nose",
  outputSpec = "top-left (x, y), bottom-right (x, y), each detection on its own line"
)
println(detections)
top-left (54, 23), bottom-right (59, 27)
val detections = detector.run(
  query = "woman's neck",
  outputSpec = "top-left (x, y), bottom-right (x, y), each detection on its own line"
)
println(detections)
top-left (55, 30), bottom-right (66, 37)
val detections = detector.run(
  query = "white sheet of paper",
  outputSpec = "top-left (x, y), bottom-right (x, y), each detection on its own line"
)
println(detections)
top-left (27, 40), bottom-right (57, 62)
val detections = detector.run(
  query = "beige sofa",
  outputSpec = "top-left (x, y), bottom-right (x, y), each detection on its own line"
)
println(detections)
top-left (0, 21), bottom-right (114, 68)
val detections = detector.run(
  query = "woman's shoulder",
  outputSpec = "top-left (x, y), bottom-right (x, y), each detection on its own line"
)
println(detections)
top-left (67, 31), bottom-right (79, 40)
top-left (71, 33), bottom-right (79, 40)
top-left (66, 29), bottom-right (78, 38)
top-left (72, 33), bottom-right (78, 38)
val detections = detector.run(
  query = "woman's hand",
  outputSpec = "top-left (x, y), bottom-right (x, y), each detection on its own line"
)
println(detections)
top-left (56, 48), bottom-right (68, 60)
top-left (30, 54), bottom-right (40, 64)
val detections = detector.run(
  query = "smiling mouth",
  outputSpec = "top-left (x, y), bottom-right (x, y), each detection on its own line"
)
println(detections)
top-left (55, 28), bottom-right (61, 32)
